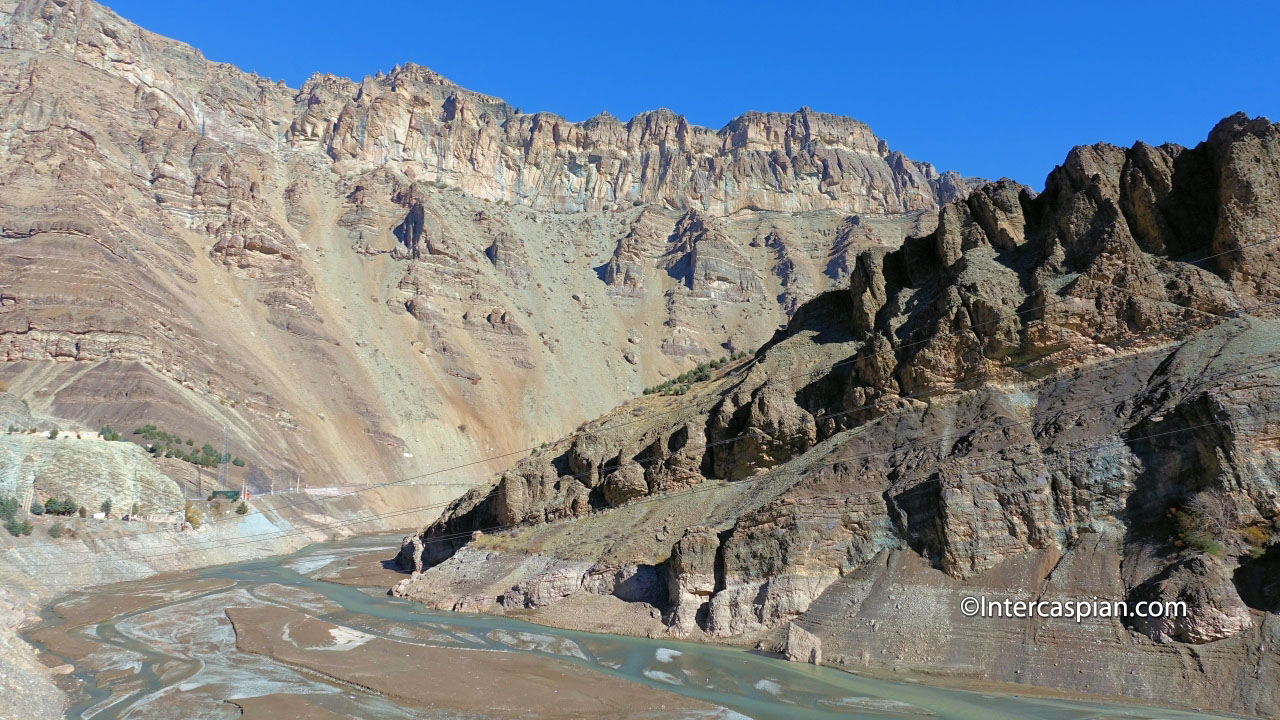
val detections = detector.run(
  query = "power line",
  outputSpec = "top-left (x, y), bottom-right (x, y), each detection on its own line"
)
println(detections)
top-left (25, 282), bottom-right (1280, 560)
top-left (36, 269), bottom-right (1280, 552)
top-left (18, 348), bottom-right (1280, 571)
top-left (11, 237), bottom-right (1280, 570)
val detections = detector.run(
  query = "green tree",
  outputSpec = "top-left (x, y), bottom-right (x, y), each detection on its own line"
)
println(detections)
top-left (47, 428), bottom-right (58, 439)
top-left (100, 498), bottom-right (113, 518)
top-left (236, 502), bottom-right (248, 515)
top-left (232, 457), bottom-right (245, 467)
top-left (0, 495), bottom-right (17, 522)
top-left (46, 498), bottom-right (79, 516)
top-left (47, 522), bottom-right (65, 539)
top-left (4, 518), bottom-right (32, 537)
top-left (29, 500), bottom-right (43, 516)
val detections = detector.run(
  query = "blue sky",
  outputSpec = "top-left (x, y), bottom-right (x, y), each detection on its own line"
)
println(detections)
top-left (103, 1), bottom-right (1277, 189)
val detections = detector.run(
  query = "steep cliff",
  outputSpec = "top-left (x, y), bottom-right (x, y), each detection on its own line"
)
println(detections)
top-left (0, 0), bottom-right (970, 492)
top-left (397, 114), bottom-right (1280, 717)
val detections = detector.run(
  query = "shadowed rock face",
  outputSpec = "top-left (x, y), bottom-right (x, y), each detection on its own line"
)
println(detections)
top-left (400, 114), bottom-right (1280, 717)
top-left (0, 0), bottom-right (972, 488)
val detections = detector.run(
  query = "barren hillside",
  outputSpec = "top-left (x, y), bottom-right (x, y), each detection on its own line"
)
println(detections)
top-left (0, 0), bottom-right (974, 493)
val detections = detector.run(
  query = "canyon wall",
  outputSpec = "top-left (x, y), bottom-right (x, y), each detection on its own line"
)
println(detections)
top-left (398, 114), bottom-right (1280, 717)
top-left (0, 0), bottom-right (970, 495)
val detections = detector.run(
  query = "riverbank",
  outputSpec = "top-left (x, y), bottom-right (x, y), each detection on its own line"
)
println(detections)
top-left (379, 544), bottom-right (1257, 720)
top-left (0, 484), bottom-right (454, 719)
top-left (19, 535), bottom-right (1252, 720)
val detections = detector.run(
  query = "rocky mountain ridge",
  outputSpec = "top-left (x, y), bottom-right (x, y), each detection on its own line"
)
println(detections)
top-left (0, 0), bottom-right (969, 493)
top-left (396, 113), bottom-right (1280, 717)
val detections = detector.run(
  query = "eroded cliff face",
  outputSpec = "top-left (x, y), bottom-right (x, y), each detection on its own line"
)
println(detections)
top-left (397, 114), bottom-right (1280, 717)
top-left (294, 67), bottom-right (972, 215)
top-left (0, 0), bottom-right (967, 490)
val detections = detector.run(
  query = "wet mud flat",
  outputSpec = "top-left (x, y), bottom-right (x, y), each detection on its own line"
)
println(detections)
top-left (24, 535), bottom-right (1246, 720)
top-left (227, 606), bottom-right (720, 718)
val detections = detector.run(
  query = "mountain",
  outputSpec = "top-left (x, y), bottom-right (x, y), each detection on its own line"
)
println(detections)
top-left (397, 113), bottom-right (1280, 717)
top-left (0, 0), bottom-right (975, 493)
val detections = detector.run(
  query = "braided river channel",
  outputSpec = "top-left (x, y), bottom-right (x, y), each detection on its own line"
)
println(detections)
top-left (24, 535), bottom-right (1237, 719)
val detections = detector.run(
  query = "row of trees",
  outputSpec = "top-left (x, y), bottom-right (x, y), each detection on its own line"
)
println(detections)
top-left (2, 492), bottom-right (122, 536)
top-left (4, 426), bottom-right (60, 439)
top-left (643, 351), bottom-right (751, 397)
top-left (126, 424), bottom-right (245, 468)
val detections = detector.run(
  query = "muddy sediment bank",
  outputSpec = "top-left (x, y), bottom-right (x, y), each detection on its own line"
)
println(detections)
top-left (227, 605), bottom-right (723, 718)
top-left (24, 535), bottom-right (1246, 720)
top-left (0, 485), bottom-right (453, 720)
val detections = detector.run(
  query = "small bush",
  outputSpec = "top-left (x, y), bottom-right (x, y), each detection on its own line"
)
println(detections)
top-left (78, 506), bottom-right (87, 519)
top-left (236, 502), bottom-right (248, 516)
top-left (1240, 525), bottom-right (1270, 548)
top-left (29, 500), bottom-right (43, 516)
top-left (1171, 507), bottom-right (1224, 556)
top-left (47, 429), bottom-right (58, 440)
top-left (184, 502), bottom-right (202, 529)
top-left (4, 518), bottom-right (32, 537)
top-left (47, 522), bottom-right (65, 539)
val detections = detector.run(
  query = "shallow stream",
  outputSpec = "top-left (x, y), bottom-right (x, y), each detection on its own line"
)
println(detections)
top-left (27, 535), bottom-right (1236, 719)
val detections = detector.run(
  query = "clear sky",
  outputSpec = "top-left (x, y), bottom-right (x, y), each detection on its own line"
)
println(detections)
top-left (101, 0), bottom-right (1277, 189)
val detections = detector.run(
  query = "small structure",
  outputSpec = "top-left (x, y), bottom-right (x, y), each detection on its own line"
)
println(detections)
top-left (209, 490), bottom-right (241, 502)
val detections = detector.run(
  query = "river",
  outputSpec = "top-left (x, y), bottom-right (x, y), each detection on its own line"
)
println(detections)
top-left (24, 535), bottom-right (1236, 719)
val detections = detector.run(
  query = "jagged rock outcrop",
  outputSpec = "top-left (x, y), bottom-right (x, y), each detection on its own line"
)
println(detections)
top-left (397, 114), bottom-right (1280, 717)
top-left (294, 66), bottom-right (974, 215)
top-left (665, 212), bottom-right (764, 302)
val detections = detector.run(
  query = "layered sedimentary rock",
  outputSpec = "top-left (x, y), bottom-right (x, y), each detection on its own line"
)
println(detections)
top-left (397, 114), bottom-right (1280, 717)
top-left (0, 0), bottom-right (969, 491)
top-left (295, 66), bottom-right (973, 216)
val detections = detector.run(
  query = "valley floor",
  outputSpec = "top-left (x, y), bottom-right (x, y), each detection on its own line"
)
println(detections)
top-left (21, 535), bottom-right (1243, 720)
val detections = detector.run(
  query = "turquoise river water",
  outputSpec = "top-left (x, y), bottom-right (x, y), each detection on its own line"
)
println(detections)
top-left (27, 535), bottom-right (1239, 720)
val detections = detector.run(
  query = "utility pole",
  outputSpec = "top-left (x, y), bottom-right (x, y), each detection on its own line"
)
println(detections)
top-left (131, 455), bottom-right (138, 519)
top-left (219, 424), bottom-right (229, 490)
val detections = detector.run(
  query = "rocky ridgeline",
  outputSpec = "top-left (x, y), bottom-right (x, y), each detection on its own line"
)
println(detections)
top-left (397, 114), bottom-right (1280, 717)
top-left (293, 63), bottom-right (973, 215)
